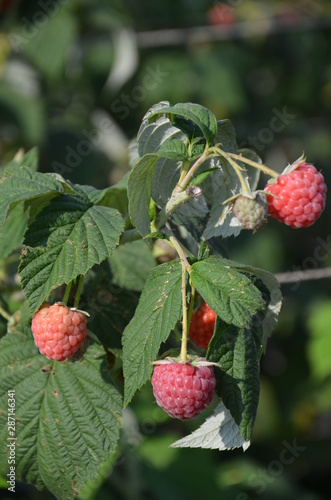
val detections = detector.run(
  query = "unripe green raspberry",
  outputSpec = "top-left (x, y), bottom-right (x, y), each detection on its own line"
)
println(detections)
top-left (233, 192), bottom-right (268, 230)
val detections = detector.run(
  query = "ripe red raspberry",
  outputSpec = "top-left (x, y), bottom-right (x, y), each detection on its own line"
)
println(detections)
top-left (31, 304), bottom-right (88, 361)
top-left (151, 361), bottom-right (216, 420)
top-left (265, 162), bottom-right (327, 228)
top-left (189, 302), bottom-right (216, 349)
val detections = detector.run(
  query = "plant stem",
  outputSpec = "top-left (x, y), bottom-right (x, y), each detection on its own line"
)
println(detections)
top-left (179, 263), bottom-right (188, 363)
top-left (173, 150), bottom-right (209, 193)
top-left (177, 159), bottom-right (191, 187)
top-left (156, 189), bottom-right (194, 230)
top-left (216, 149), bottom-right (251, 194)
top-left (62, 282), bottom-right (72, 306)
top-left (0, 305), bottom-right (11, 322)
top-left (74, 275), bottom-right (84, 309)
top-left (169, 236), bottom-right (191, 272)
top-left (227, 152), bottom-right (279, 179)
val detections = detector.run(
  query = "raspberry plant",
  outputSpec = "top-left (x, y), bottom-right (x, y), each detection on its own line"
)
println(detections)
top-left (0, 102), bottom-right (326, 499)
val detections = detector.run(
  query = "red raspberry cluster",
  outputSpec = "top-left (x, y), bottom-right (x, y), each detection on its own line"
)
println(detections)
top-left (265, 162), bottom-right (326, 228)
top-left (32, 304), bottom-right (87, 361)
top-left (152, 361), bottom-right (216, 420)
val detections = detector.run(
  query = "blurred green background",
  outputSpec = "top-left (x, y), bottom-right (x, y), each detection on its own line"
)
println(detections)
top-left (0, 0), bottom-right (331, 499)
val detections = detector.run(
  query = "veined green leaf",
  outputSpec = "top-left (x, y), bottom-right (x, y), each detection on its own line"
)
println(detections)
top-left (77, 172), bottom-right (129, 215)
top-left (137, 102), bottom-right (184, 210)
top-left (156, 138), bottom-right (188, 161)
top-left (0, 326), bottom-right (122, 500)
top-left (0, 166), bottom-right (65, 228)
top-left (207, 320), bottom-right (260, 442)
top-left (128, 154), bottom-right (158, 238)
top-left (122, 260), bottom-right (182, 406)
top-left (19, 192), bottom-right (124, 313)
top-left (191, 256), bottom-right (264, 328)
top-left (220, 260), bottom-right (282, 352)
top-left (148, 102), bottom-right (218, 145)
top-left (0, 204), bottom-right (28, 260)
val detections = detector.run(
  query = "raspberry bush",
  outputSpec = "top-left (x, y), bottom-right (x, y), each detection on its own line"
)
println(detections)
top-left (0, 102), bottom-right (327, 500)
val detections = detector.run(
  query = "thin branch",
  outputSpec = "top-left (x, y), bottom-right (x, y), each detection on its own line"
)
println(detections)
top-left (275, 267), bottom-right (331, 284)
top-left (136, 17), bottom-right (331, 49)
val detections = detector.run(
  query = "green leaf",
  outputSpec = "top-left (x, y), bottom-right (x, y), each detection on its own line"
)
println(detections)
top-left (122, 260), bottom-right (183, 406)
top-left (137, 102), bottom-right (209, 221)
top-left (79, 172), bottom-right (129, 215)
top-left (137, 102), bottom-right (184, 208)
top-left (170, 399), bottom-right (250, 451)
top-left (0, 166), bottom-right (65, 228)
top-left (190, 143), bottom-right (206, 160)
top-left (128, 154), bottom-right (158, 238)
top-left (214, 119), bottom-right (238, 153)
top-left (191, 256), bottom-right (264, 328)
top-left (221, 261), bottom-right (282, 352)
top-left (0, 204), bottom-right (28, 260)
top-left (0, 326), bottom-right (122, 500)
top-left (148, 102), bottom-right (218, 145)
top-left (189, 167), bottom-right (219, 186)
top-left (137, 101), bottom-right (183, 157)
top-left (19, 192), bottom-right (125, 314)
top-left (156, 138), bottom-right (188, 161)
top-left (207, 320), bottom-right (260, 442)
top-left (109, 240), bottom-right (156, 292)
